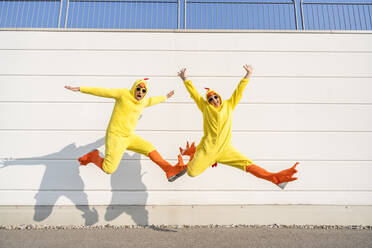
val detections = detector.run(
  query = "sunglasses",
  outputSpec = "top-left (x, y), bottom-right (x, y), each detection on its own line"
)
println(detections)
top-left (208, 95), bottom-right (219, 103)
top-left (136, 87), bottom-right (147, 94)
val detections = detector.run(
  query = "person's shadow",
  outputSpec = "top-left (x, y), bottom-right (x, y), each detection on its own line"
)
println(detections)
top-left (0, 138), bottom-right (106, 226)
top-left (104, 153), bottom-right (176, 232)
top-left (104, 152), bottom-right (149, 225)
top-left (1, 137), bottom-right (175, 231)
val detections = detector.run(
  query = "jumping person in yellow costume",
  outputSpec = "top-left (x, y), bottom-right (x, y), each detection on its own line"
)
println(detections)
top-left (65, 78), bottom-right (187, 182)
top-left (177, 65), bottom-right (299, 189)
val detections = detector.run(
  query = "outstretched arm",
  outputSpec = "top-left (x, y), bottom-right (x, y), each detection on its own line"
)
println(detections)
top-left (65, 85), bottom-right (122, 99)
top-left (144, 93), bottom-right (169, 107)
top-left (228, 64), bottom-right (253, 109)
top-left (178, 68), bottom-right (205, 111)
top-left (145, 90), bottom-right (173, 107)
top-left (0, 158), bottom-right (41, 169)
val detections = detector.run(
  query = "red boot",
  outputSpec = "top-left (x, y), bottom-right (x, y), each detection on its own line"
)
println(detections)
top-left (78, 149), bottom-right (104, 170)
top-left (149, 150), bottom-right (187, 182)
top-left (246, 162), bottom-right (299, 189)
top-left (272, 162), bottom-right (299, 189)
top-left (166, 155), bottom-right (188, 182)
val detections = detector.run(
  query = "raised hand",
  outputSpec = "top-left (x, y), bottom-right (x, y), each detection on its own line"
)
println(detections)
top-left (167, 90), bottom-right (175, 99)
top-left (64, 85), bottom-right (80, 92)
top-left (243, 64), bottom-right (253, 79)
top-left (177, 68), bottom-right (187, 82)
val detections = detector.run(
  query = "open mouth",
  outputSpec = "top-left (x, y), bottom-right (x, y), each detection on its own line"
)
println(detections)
top-left (137, 94), bottom-right (142, 98)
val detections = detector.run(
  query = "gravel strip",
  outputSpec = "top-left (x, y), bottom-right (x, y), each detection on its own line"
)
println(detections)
top-left (1, 224), bottom-right (371, 230)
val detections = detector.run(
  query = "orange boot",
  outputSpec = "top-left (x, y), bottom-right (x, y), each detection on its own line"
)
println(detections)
top-left (246, 162), bottom-right (299, 189)
top-left (78, 149), bottom-right (104, 170)
top-left (272, 162), bottom-right (299, 189)
top-left (149, 150), bottom-right (187, 182)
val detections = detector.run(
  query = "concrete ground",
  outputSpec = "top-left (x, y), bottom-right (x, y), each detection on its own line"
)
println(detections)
top-left (1, 227), bottom-right (372, 248)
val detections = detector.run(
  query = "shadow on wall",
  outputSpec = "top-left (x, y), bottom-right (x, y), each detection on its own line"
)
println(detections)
top-left (0, 138), bottom-right (151, 226)
top-left (105, 152), bottom-right (149, 226)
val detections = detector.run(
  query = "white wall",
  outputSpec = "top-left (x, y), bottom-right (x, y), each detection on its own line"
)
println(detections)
top-left (1, 31), bottom-right (372, 209)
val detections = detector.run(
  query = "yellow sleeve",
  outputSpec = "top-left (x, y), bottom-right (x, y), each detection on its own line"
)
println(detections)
top-left (227, 78), bottom-right (249, 109)
top-left (80, 87), bottom-right (122, 99)
top-left (184, 80), bottom-right (205, 111)
top-left (144, 95), bottom-right (167, 107)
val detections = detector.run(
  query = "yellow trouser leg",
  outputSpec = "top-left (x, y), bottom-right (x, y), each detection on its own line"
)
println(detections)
top-left (127, 134), bottom-right (156, 156)
top-left (216, 145), bottom-right (253, 171)
top-left (127, 133), bottom-right (169, 172)
top-left (102, 132), bottom-right (130, 174)
top-left (127, 134), bottom-right (187, 182)
top-left (217, 145), bottom-right (298, 186)
top-left (187, 146), bottom-right (216, 177)
top-left (216, 145), bottom-right (274, 181)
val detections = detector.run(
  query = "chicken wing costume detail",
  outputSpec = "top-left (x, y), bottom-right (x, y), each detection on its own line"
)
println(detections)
top-left (182, 78), bottom-right (298, 189)
top-left (78, 79), bottom-right (187, 182)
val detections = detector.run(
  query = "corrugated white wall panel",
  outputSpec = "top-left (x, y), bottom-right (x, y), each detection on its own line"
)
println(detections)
top-left (1, 161), bottom-right (372, 191)
top-left (1, 131), bottom-right (372, 161)
top-left (1, 76), bottom-right (372, 104)
top-left (1, 31), bottom-right (372, 52)
top-left (2, 191), bottom-right (372, 206)
top-left (0, 31), bottom-right (371, 207)
top-left (2, 50), bottom-right (372, 77)
top-left (1, 103), bottom-right (372, 131)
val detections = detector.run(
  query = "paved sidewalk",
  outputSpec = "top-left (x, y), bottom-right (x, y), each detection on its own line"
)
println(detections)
top-left (1, 227), bottom-right (372, 248)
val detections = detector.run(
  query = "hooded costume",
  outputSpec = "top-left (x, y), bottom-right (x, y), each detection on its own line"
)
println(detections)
top-left (182, 78), bottom-right (298, 189)
top-left (78, 79), bottom-right (187, 182)
top-left (183, 78), bottom-right (253, 176)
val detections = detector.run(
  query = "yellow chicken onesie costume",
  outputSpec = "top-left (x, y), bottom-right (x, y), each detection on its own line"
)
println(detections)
top-left (77, 78), bottom-right (187, 182)
top-left (181, 78), bottom-right (299, 189)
